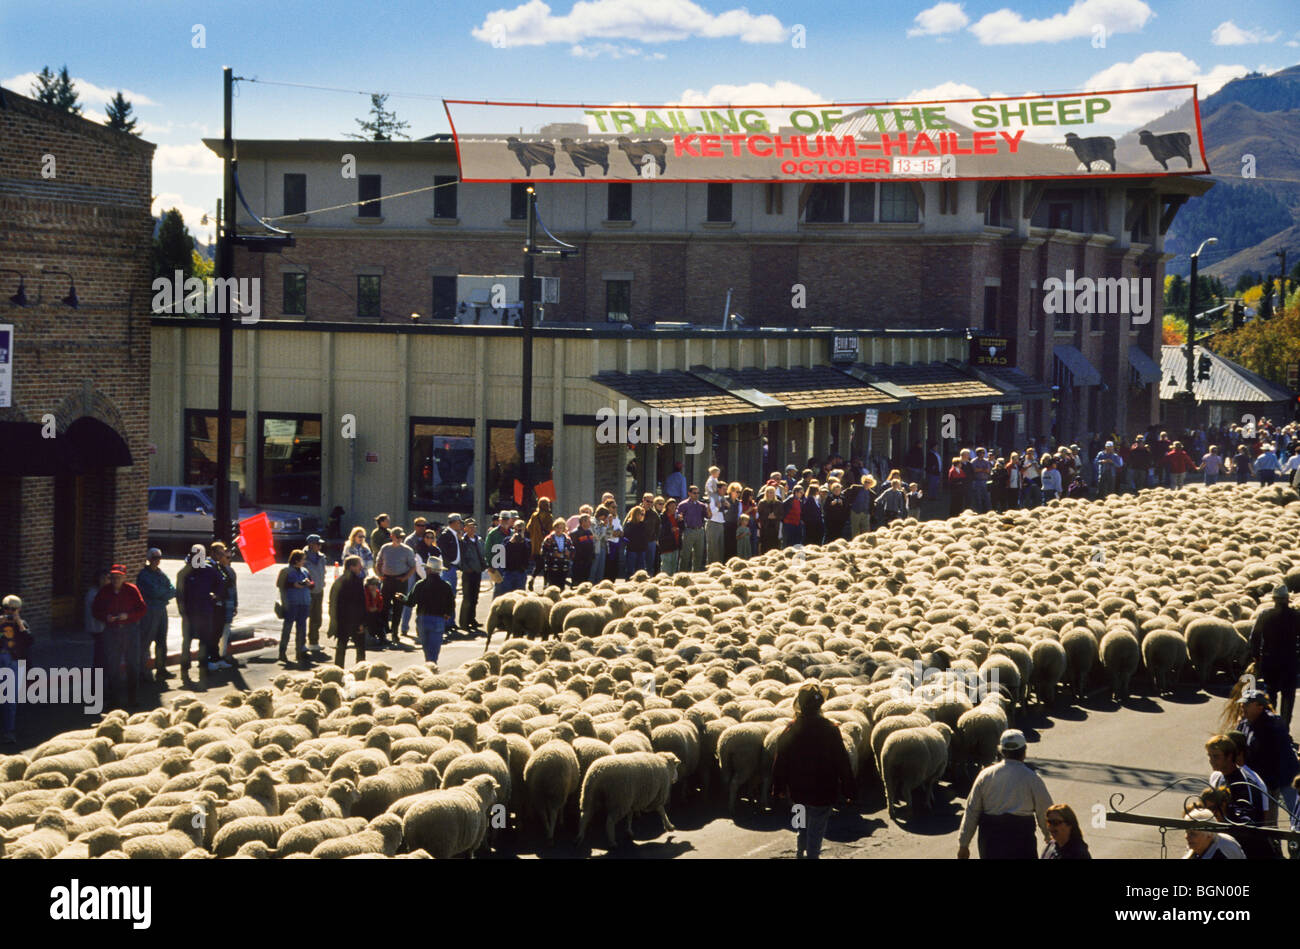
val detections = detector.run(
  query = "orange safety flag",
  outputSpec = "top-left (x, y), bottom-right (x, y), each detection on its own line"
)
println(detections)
top-left (535, 480), bottom-right (555, 503)
top-left (235, 511), bottom-right (278, 573)
top-left (513, 479), bottom-right (524, 505)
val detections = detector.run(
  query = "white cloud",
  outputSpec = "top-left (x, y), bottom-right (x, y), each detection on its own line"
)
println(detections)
top-left (675, 81), bottom-right (825, 106)
top-left (1084, 51), bottom-right (1249, 98)
top-left (2, 71), bottom-right (156, 109)
top-left (152, 194), bottom-right (216, 245)
top-left (903, 81), bottom-right (983, 101)
top-left (472, 0), bottom-right (786, 47)
top-left (969, 0), bottom-right (1153, 45)
top-left (570, 41), bottom-right (649, 58)
top-left (907, 3), bottom-right (969, 38)
top-left (1210, 21), bottom-right (1279, 46)
top-left (153, 143), bottom-right (222, 175)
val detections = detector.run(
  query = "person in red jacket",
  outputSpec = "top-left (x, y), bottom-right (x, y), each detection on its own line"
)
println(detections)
top-left (1164, 440), bottom-right (1198, 489)
top-left (91, 564), bottom-right (147, 709)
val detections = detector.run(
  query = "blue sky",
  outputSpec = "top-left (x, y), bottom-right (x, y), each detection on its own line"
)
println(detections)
top-left (3, 0), bottom-right (1296, 244)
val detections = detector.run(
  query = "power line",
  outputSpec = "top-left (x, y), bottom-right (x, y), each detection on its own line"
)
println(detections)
top-left (261, 180), bottom-right (457, 223)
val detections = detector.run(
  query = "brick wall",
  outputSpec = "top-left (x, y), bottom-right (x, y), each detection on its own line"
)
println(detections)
top-left (0, 87), bottom-right (155, 635)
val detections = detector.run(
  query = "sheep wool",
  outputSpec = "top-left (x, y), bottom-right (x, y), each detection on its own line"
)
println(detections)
top-left (578, 751), bottom-right (679, 847)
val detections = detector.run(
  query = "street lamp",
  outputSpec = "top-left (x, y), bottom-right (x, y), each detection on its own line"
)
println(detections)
top-left (1185, 237), bottom-right (1218, 425)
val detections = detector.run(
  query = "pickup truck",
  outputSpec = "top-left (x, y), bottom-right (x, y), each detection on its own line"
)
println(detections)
top-left (147, 485), bottom-right (320, 558)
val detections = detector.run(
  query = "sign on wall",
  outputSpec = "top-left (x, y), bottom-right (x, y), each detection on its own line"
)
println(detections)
top-left (971, 335), bottom-right (1016, 368)
top-left (445, 86), bottom-right (1207, 182)
top-left (0, 325), bottom-right (11, 409)
top-left (830, 334), bottom-right (860, 364)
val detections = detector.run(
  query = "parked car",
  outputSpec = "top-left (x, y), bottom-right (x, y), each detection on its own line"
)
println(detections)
top-left (147, 485), bottom-right (320, 558)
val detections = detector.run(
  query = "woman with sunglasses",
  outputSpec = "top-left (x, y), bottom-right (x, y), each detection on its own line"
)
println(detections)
top-left (1040, 803), bottom-right (1091, 859)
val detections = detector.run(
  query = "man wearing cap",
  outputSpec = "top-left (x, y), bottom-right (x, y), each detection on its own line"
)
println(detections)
top-left (1237, 690), bottom-right (1300, 842)
top-left (375, 528), bottom-right (417, 646)
top-left (1094, 441), bottom-right (1122, 498)
top-left (91, 565), bottom-right (148, 708)
top-left (969, 448), bottom-right (992, 514)
top-left (957, 729), bottom-right (1053, 860)
top-left (437, 515), bottom-right (464, 637)
top-left (135, 549), bottom-right (175, 683)
top-left (407, 553), bottom-right (453, 663)
top-left (457, 519), bottom-right (486, 635)
top-left (303, 535), bottom-right (328, 653)
top-left (784, 464), bottom-right (799, 495)
top-left (484, 512), bottom-right (512, 599)
top-left (1250, 585), bottom-right (1299, 727)
top-left (664, 461), bottom-right (687, 502)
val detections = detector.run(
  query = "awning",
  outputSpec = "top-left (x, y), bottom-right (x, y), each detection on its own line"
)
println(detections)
top-left (591, 370), bottom-right (767, 425)
top-left (1128, 345), bottom-right (1163, 385)
top-left (849, 362), bottom-right (1005, 406)
top-left (1053, 345), bottom-right (1102, 387)
top-left (977, 365), bottom-right (1054, 400)
top-left (697, 366), bottom-right (902, 418)
top-left (0, 417), bottom-right (133, 477)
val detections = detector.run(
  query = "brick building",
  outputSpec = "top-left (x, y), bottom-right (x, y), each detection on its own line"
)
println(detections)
top-left (207, 135), bottom-right (1208, 443)
top-left (0, 87), bottom-right (155, 635)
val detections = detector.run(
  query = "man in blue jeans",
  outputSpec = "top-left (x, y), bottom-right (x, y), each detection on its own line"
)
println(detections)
top-left (407, 555), bottom-right (453, 663)
top-left (437, 514), bottom-right (463, 636)
top-left (135, 548), bottom-right (175, 682)
top-left (769, 682), bottom-right (855, 859)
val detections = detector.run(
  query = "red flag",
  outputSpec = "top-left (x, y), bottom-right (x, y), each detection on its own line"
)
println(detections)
top-left (513, 479), bottom-right (524, 505)
top-left (535, 479), bottom-right (555, 503)
top-left (235, 511), bottom-right (278, 573)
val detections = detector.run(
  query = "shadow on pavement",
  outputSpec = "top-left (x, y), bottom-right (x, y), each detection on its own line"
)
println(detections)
top-left (1029, 757), bottom-right (1204, 794)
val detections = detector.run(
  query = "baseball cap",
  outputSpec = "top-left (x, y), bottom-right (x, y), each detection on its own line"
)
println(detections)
top-left (447, 513), bottom-right (463, 523)
top-left (1238, 689), bottom-right (1269, 705)
top-left (2, 595), bottom-right (20, 610)
top-left (785, 464), bottom-right (797, 472)
top-left (499, 510), bottom-right (513, 520)
top-left (1105, 440), bottom-right (1115, 448)
top-left (999, 729), bottom-right (1027, 752)
top-left (306, 534), bottom-right (322, 545)
top-left (109, 564), bottom-right (127, 576)
top-left (146, 547), bottom-right (162, 560)
top-left (464, 518), bottom-right (476, 527)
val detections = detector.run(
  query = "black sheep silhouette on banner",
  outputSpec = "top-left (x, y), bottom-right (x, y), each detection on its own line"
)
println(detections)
top-left (1137, 130), bottom-right (1193, 170)
top-left (1063, 133), bottom-right (1116, 172)
top-left (617, 136), bottom-right (668, 176)
top-left (560, 138), bottom-right (610, 176)
top-left (506, 137), bottom-right (556, 176)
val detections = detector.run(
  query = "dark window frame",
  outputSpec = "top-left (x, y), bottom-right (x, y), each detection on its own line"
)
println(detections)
top-left (183, 408), bottom-right (248, 494)
top-left (848, 182), bottom-right (875, 223)
top-left (431, 274), bottom-right (458, 321)
top-left (433, 175), bottom-right (458, 219)
top-left (706, 183), bottom-right (732, 223)
top-left (607, 182), bottom-right (632, 221)
top-left (282, 272), bottom-right (306, 316)
top-left (510, 183), bottom-right (528, 220)
top-left (605, 279), bottom-right (631, 322)
top-left (879, 182), bottom-right (919, 223)
top-left (358, 174), bottom-right (382, 217)
top-left (409, 416), bottom-right (477, 512)
top-left (283, 173), bottom-right (306, 216)
top-left (804, 182), bottom-right (845, 223)
top-left (256, 411), bottom-right (322, 507)
top-left (486, 419), bottom-right (554, 519)
top-left (357, 275), bottom-right (381, 319)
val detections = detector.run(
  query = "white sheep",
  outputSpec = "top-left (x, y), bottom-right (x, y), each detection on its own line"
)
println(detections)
top-left (578, 751), bottom-right (679, 847)
top-left (1099, 629), bottom-right (1139, 702)
top-left (523, 738), bottom-right (581, 843)
top-left (880, 722), bottom-right (952, 821)
top-left (400, 775), bottom-right (499, 858)
top-left (353, 764), bottom-right (442, 820)
top-left (1141, 628), bottom-right (1188, 696)
top-left (310, 813), bottom-right (405, 858)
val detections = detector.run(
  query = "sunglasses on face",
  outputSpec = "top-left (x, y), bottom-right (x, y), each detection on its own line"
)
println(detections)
top-left (1046, 818), bottom-right (1065, 826)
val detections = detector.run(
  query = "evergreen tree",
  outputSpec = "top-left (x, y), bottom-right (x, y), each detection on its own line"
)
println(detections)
top-left (105, 91), bottom-right (138, 134)
top-left (30, 66), bottom-right (58, 105)
top-left (31, 65), bottom-right (82, 114)
top-left (346, 93), bottom-right (410, 141)
top-left (151, 209), bottom-right (196, 284)
top-left (1260, 277), bottom-right (1275, 320)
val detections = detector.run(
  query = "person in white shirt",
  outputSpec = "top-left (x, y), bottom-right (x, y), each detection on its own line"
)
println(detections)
top-left (1254, 444), bottom-right (1281, 485)
top-left (706, 484), bottom-right (727, 564)
top-left (1040, 456), bottom-right (1063, 502)
top-left (957, 730), bottom-right (1053, 859)
top-left (1182, 809), bottom-right (1246, 859)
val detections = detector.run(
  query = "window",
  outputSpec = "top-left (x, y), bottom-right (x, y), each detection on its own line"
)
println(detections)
top-left (174, 490), bottom-right (207, 514)
top-left (148, 489), bottom-right (172, 512)
top-left (432, 275), bottom-right (457, 321)
top-left (983, 286), bottom-right (999, 334)
top-left (1048, 203), bottom-right (1073, 230)
top-left (487, 422), bottom-right (554, 519)
top-left (764, 182), bottom-right (784, 214)
top-left (283, 174), bottom-right (306, 216)
top-left (607, 182), bottom-right (632, 221)
top-left (510, 183), bottom-right (528, 221)
top-left (706, 183), bottom-right (732, 222)
top-left (848, 183), bottom-right (875, 222)
top-left (258, 414), bottom-right (322, 506)
top-left (1053, 285), bottom-right (1073, 332)
top-left (282, 273), bottom-right (306, 316)
top-left (984, 184), bottom-right (1004, 227)
top-left (358, 174), bottom-right (381, 217)
top-left (357, 275), bottom-right (381, 319)
top-left (410, 419), bottom-right (475, 511)
top-left (880, 182), bottom-right (919, 222)
top-left (433, 175), bottom-right (458, 219)
top-left (606, 280), bottom-right (631, 322)
top-left (184, 409), bottom-right (247, 494)
top-left (1029, 283), bottom-right (1038, 333)
top-left (804, 183), bottom-right (844, 222)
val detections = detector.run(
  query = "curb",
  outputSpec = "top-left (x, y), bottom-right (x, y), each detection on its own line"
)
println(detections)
top-left (148, 635), bottom-right (280, 669)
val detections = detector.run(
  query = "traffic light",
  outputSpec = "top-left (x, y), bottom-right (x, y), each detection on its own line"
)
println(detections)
top-left (1197, 354), bottom-right (1212, 381)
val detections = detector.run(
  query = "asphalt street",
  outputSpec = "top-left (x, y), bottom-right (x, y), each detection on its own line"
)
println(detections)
top-left (107, 557), bottom-right (1297, 860)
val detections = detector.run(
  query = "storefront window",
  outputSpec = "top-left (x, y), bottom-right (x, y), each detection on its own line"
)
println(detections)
top-left (486, 422), bottom-right (553, 518)
top-left (410, 419), bottom-right (475, 512)
top-left (257, 414), bottom-right (321, 506)
top-left (184, 409), bottom-right (247, 495)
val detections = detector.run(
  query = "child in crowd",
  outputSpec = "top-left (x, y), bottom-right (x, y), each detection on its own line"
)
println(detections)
top-left (363, 576), bottom-right (385, 644)
top-left (735, 514), bottom-right (753, 559)
top-left (906, 483), bottom-right (923, 520)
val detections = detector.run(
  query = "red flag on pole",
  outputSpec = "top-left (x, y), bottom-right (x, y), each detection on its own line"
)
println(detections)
top-left (235, 511), bottom-right (278, 573)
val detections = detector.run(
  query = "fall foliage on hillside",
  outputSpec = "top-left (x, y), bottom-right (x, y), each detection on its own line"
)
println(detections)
top-left (1210, 287), bottom-right (1300, 388)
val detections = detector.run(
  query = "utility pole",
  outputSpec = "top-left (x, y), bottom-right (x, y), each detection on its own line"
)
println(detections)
top-left (1278, 249), bottom-right (1288, 307)
top-left (516, 186), bottom-right (537, 513)
top-left (1185, 237), bottom-right (1218, 429)
top-left (215, 65), bottom-right (235, 547)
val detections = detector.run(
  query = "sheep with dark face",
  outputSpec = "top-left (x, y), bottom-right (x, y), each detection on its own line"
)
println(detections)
top-left (616, 137), bottom-right (667, 176)
top-left (1063, 133), bottom-right (1116, 172)
top-left (1137, 130), bottom-right (1192, 170)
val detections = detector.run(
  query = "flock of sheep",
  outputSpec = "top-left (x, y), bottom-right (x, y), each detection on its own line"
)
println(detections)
top-left (2, 482), bottom-right (1296, 859)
